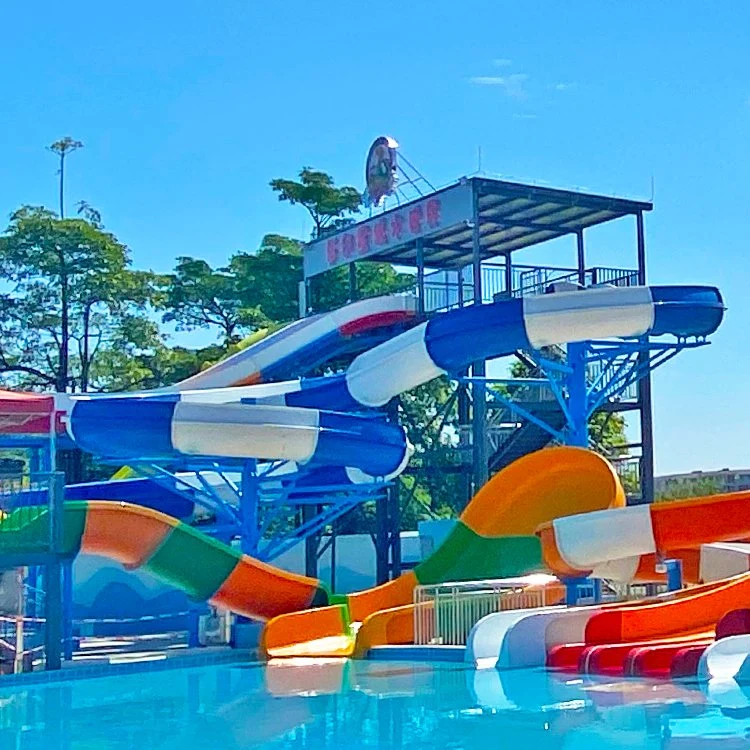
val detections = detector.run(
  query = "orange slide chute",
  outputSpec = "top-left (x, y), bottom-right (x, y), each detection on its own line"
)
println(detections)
top-left (261, 446), bottom-right (624, 658)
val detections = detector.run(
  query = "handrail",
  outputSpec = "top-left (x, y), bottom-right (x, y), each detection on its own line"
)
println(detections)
top-left (413, 577), bottom-right (558, 646)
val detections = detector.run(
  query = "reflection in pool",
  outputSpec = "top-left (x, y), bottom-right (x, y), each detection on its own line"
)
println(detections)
top-left (0, 659), bottom-right (748, 748)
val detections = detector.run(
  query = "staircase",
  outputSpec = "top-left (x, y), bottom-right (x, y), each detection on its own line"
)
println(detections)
top-left (488, 400), bottom-right (566, 473)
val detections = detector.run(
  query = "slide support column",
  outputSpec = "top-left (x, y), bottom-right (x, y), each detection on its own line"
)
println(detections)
top-left (240, 459), bottom-right (259, 555)
top-left (666, 559), bottom-right (683, 591)
top-left (471, 185), bottom-right (489, 492)
top-left (636, 210), bottom-right (655, 504)
top-left (565, 342), bottom-right (589, 447)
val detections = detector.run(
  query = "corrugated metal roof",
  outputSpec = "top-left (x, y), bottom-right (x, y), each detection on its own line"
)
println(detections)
top-left (360, 176), bottom-right (652, 269)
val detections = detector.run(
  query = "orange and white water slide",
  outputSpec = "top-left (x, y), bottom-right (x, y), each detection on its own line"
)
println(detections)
top-left (260, 446), bottom-right (625, 658)
top-left (535, 491), bottom-right (750, 677)
top-left (538, 491), bottom-right (750, 583)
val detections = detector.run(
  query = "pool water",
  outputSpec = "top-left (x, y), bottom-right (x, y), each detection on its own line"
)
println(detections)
top-left (1, 659), bottom-right (749, 749)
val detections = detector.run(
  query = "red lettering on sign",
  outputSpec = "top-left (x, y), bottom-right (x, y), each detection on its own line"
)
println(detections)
top-left (408, 205), bottom-right (424, 234)
top-left (391, 213), bottom-right (406, 240)
top-left (373, 219), bottom-right (388, 245)
top-left (342, 232), bottom-right (356, 258)
top-left (426, 198), bottom-right (441, 229)
top-left (357, 225), bottom-right (372, 255)
top-left (326, 237), bottom-right (340, 265)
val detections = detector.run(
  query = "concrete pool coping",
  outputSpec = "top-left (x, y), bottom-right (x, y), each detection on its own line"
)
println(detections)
top-left (0, 645), bottom-right (257, 688)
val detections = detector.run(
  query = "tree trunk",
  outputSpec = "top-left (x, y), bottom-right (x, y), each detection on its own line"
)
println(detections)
top-left (58, 265), bottom-right (69, 393)
top-left (80, 303), bottom-right (91, 393)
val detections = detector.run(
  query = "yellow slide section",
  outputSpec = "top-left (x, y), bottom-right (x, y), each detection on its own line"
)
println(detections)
top-left (261, 446), bottom-right (625, 658)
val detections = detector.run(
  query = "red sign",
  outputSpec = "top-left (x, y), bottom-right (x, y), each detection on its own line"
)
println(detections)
top-left (325, 198), bottom-right (443, 268)
top-left (304, 181), bottom-right (473, 277)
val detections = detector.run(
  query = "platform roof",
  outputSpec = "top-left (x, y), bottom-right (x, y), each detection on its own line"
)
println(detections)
top-left (303, 176), bottom-right (653, 277)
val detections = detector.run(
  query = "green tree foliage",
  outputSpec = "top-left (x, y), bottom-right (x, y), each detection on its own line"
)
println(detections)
top-left (310, 263), bottom-right (415, 314)
top-left (0, 206), bottom-right (156, 392)
top-left (230, 234), bottom-right (303, 323)
top-left (656, 476), bottom-right (722, 503)
top-left (160, 256), bottom-right (267, 346)
top-left (398, 378), bottom-right (466, 519)
top-left (159, 234), bottom-right (304, 346)
top-left (270, 168), bottom-right (361, 238)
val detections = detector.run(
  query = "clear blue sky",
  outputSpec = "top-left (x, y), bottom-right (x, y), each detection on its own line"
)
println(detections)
top-left (1, 1), bottom-right (748, 475)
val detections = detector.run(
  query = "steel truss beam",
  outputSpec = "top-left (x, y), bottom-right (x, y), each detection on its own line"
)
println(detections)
top-left (460, 336), bottom-right (711, 457)
top-left (125, 458), bottom-right (390, 563)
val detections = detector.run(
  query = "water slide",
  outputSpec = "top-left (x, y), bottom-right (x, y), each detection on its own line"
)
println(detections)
top-left (525, 492), bottom-right (750, 677)
top-left (260, 446), bottom-right (623, 658)
top-left (65, 286), bottom-right (724, 475)
top-left (160, 294), bottom-right (419, 390)
top-left (15, 295), bottom-right (417, 516)
top-left (0, 447), bottom-right (622, 641)
top-left (3, 285), bottom-right (725, 655)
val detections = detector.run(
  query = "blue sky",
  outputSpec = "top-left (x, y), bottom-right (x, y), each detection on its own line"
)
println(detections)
top-left (1, 1), bottom-right (748, 474)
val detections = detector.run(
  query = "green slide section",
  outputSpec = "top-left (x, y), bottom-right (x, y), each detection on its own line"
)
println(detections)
top-left (0, 503), bottom-right (88, 557)
top-left (0, 501), bottom-right (326, 621)
top-left (142, 523), bottom-right (242, 601)
top-left (414, 522), bottom-right (543, 585)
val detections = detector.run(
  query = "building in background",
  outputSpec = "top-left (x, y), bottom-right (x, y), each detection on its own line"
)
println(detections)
top-left (655, 468), bottom-right (750, 497)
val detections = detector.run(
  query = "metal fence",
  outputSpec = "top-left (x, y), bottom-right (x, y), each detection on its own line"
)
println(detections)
top-left (0, 472), bottom-right (65, 556)
top-left (413, 579), bottom-right (558, 646)
top-left (0, 471), bottom-right (65, 673)
top-left (420, 264), bottom-right (639, 314)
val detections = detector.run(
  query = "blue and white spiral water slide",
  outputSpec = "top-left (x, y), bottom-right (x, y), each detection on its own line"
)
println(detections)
top-left (65, 285), bottom-right (724, 485)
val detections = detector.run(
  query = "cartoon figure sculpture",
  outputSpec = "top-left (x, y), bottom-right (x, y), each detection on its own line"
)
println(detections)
top-left (365, 136), bottom-right (398, 206)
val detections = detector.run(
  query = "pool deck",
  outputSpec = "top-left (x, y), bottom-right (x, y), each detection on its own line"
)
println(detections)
top-left (0, 634), bottom-right (257, 688)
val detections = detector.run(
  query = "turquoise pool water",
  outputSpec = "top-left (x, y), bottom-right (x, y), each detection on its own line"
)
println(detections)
top-left (1, 660), bottom-right (748, 748)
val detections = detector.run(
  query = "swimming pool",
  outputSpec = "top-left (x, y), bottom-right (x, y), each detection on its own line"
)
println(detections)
top-left (0, 659), bottom-right (748, 748)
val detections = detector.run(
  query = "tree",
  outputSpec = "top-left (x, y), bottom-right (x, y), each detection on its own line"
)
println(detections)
top-left (656, 476), bottom-right (722, 503)
top-left (230, 234), bottom-right (303, 324)
top-left (159, 235), bottom-right (305, 346)
top-left (88, 316), bottom-right (226, 393)
top-left (270, 168), bottom-right (362, 239)
top-left (310, 262), bottom-right (415, 314)
top-left (0, 206), bottom-right (156, 392)
top-left (160, 257), bottom-right (268, 346)
top-left (47, 137), bottom-right (83, 218)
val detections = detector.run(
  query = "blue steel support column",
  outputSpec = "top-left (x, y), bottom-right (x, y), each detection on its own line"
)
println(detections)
top-left (471, 185), bottom-right (489, 492)
top-left (62, 563), bottom-right (73, 660)
top-left (636, 211), bottom-right (655, 504)
top-left (666, 559), bottom-right (683, 591)
top-left (27, 566), bottom-right (38, 620)
top-left (565, 342), bottom-right (589, 447)
top-left (44, 472), bottom-right (65, 670)
top-left (240, 459), bottom-right (259, 555)
top-left (29, 448), bottom-right (41, 477)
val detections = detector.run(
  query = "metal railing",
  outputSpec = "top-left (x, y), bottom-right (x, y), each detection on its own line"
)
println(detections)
top-left (0, 471), bottom-right (65, 673)
top-left (516, 266), bottom-right (639, 297)
top-left (413, 578), bottom-right (559, 646)
top-left (606, 581), bottom-right (669, 601)
top-left (420, 264), bottom-right (638, 314)
top-left (0, 473), bottom-right (65, 556)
